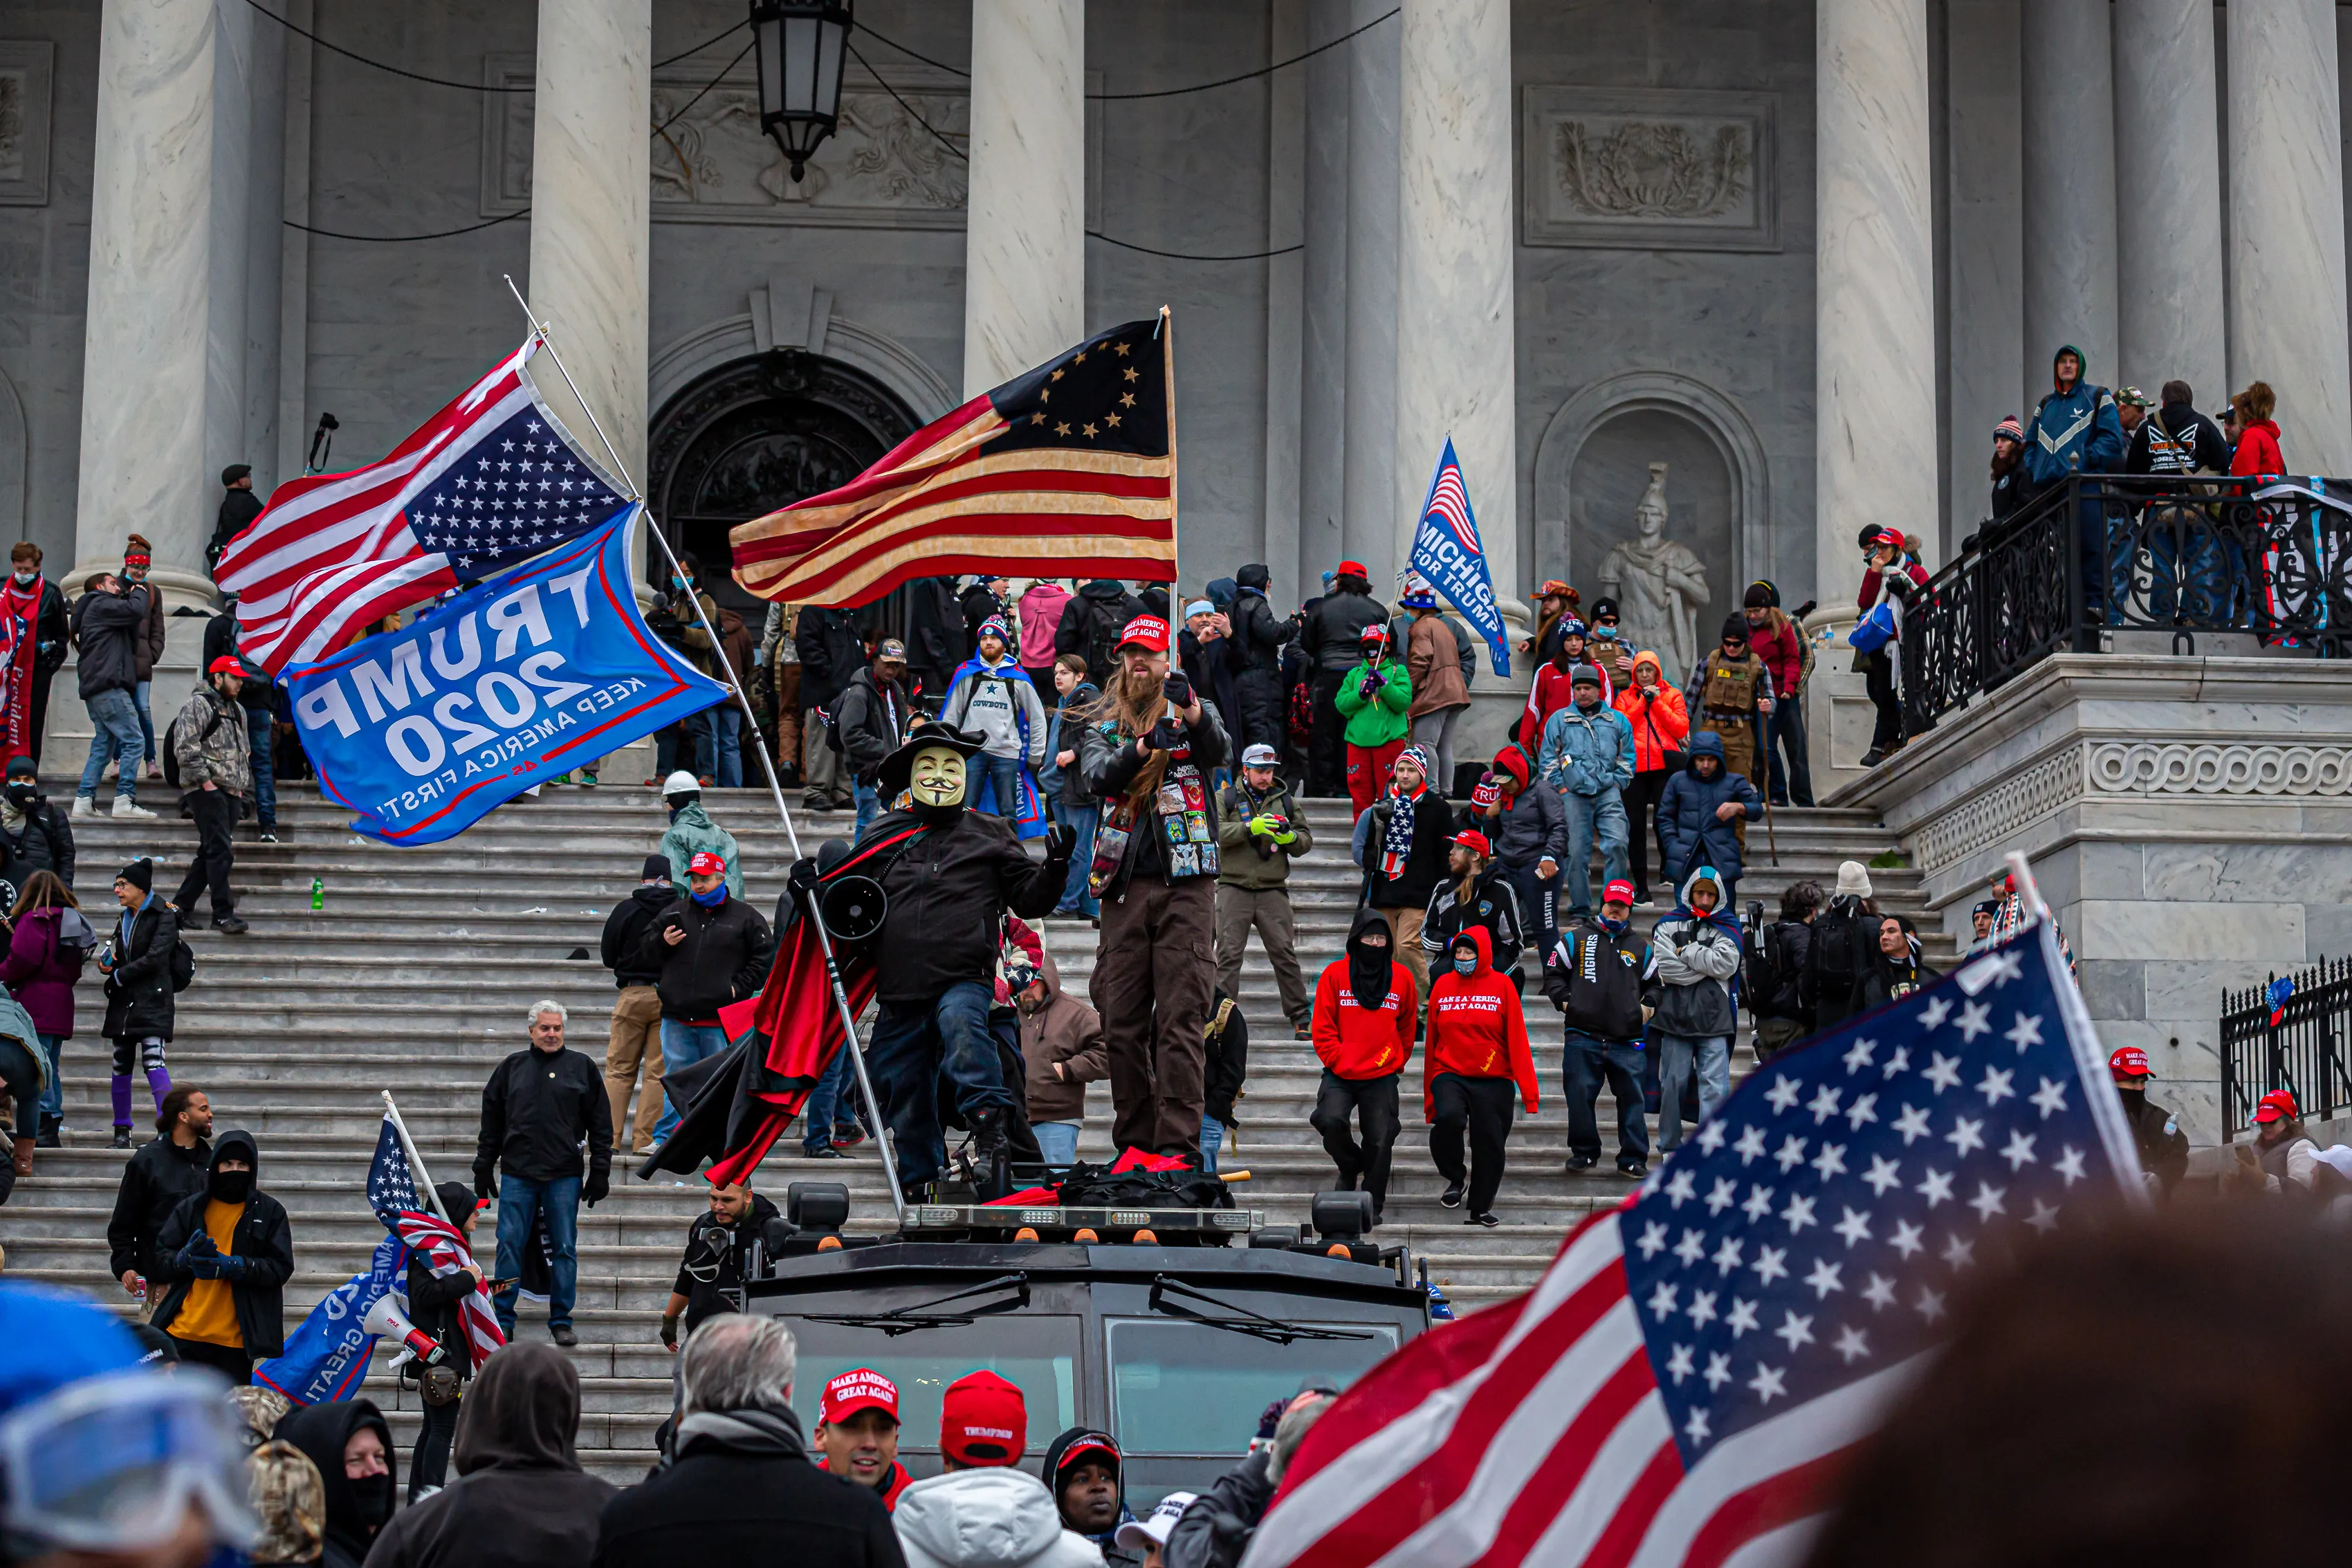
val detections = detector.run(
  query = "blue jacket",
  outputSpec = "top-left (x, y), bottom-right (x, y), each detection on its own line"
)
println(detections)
top-left (2023, 342), bottom-right (2125, 487)
top-left (1538, 701), bottom-right (1635, 797)
top-left (1655, 731), bottom-right (1763, 881)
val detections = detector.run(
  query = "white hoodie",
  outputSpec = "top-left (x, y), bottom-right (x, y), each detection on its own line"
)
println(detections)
top-left (894, 1468), bottom-right (1105, 1568)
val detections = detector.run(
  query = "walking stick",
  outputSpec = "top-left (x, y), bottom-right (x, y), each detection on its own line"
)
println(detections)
top-left (1756, 709), bottom-right (1778, 867)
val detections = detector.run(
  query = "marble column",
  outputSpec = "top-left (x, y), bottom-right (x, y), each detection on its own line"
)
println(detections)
top-left (2021, 0), bottom-right (2117, 403)
top-left (528, 0), bottom-right (652, 488)
top-left (73, 0), bottom-right (221, 603)
top-left (1341, 0), bottom-right (1398, 576)
top-left (1261, 0), bottom-right (1305, 608)
top-left (962, 0), bottom-right (1085, 398)
top-left (2228, 0), bottom-right (2352, 476)
top-left (1393, 0), bottom-right (1518, 617)
top-left (1297, 0), bottom-right (1350, 595)
top-left (1816, 0), bottom-right (1939, 604)
top-left (2113, 0), bottom-right (2226, 404)
top-left (1943, 0), bottom-right (2023, 555)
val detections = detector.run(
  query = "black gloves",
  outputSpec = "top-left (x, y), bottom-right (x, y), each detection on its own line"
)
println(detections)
top-left (474, 1168), bottom-right (497, 1203)
top-left (1163, 671), bottom-right (1193, 709)
top-left (585, 1170), bottom-right (609, 1207)
top-left (788, 856), bottom-right (818, 889)
top-left (1045, 821), bottom-right (1078, 862)
top-left (1145, 718), bottom-right (1186, 752)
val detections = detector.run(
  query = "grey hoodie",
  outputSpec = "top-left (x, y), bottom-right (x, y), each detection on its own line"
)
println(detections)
top-left (894, 1468), bottom-right (1103, 1568)
top-left (1646, 866), bottom-right (1740, 1039)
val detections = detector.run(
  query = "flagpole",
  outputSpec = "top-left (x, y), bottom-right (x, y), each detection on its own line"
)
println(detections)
top-left (382, 1091), bottom-right (450, 1222)
top-left (502, 278), bottom-right (903, 1220)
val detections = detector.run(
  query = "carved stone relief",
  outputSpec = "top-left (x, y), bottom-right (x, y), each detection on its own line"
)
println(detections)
top-left (1520, 86), bottom-right (1776, 251)
top-left (0, 43), bottom-right (54, 205)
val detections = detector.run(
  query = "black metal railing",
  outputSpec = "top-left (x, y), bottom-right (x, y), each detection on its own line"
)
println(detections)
top-left (1899, 474), bottom-right (2352, 730)
top-left (2221, 957), bottom-right (2352, 1138)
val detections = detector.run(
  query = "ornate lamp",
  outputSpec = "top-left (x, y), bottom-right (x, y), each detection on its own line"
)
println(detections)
top-left (749, 0), bottom-right (854, 181)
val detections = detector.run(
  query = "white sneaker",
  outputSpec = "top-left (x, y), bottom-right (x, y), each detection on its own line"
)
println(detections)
top-left (71, 797), bottom-right (96, 819)
top-left (111, 797), bottom-right (156, 820)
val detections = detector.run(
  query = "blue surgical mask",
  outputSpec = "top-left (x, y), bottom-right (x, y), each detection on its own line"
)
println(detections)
top-left (1453, 955), bottom-right (1477, 977)
top-left (690, 883), bottom-right (726, 908)
top-left (672, 574), bottom-right (688, 591)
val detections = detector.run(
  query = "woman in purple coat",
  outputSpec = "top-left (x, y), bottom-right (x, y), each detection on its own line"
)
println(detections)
top-left (2, 869), bottom-right (90, 1146)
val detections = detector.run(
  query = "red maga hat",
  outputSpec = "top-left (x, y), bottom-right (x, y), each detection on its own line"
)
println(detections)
top-left (1451, 829), bottom-right (1492, 856)
top-left (2254, 1089), bottom-right (2299, 1125)
top-left (940, 1369), bottom-right (1027, 1466)
top-left (819, 1367), bottom-right (901, 1426)
top-left (1603, 879), bottom-right (1637, 906)
top-left (1117, 615), bottom-right (1170, 654)
top-left (2108, 1046), bottom-right (2150, 1078)
top-left (687, 851), bottom-right (727, 876)
top-left (205, 656), bottom-right (246, 676)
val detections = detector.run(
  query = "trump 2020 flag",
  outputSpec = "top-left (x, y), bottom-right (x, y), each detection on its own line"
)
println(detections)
top-left (286, 504), bottom-right (727, 845)
top-left (1242, 917), bottom-right (2135, 1568)
top-left (1408, 439), bottom-right (1511, 677)
top-left (254, 1231), bottom-right (405, 1406)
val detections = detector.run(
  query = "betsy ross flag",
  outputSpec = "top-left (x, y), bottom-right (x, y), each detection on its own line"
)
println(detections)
top-left (1242, 920), bottom-right (2135, 1568)
top-left (731, 313), bottom-right (1178, 606)
top-left (370, 1114), bottom-right (503, 1372)
top-left (216, 338), bottom-right (632, 674)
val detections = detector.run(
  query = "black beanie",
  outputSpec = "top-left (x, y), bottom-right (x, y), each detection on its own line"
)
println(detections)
top-left (1720, 614), bottom-right (1750, 643)
top-left (4, 755), bottom-right (33, 780)
top-left (1743, 582), bottom-right (1774, 610)
top-left (641, 854), bottom-right (670, 883)
top-left (118, 857), bottom-right (153, 894)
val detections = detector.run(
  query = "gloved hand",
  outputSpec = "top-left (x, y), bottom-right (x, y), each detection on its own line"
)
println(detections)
top-left (1045, 821), bottom-right (1078, 862)
top-left (585, 1170), bottom-right (610, 1206)
top-left (788, 856), bottom-right (819, 890)
top-left (661, 1313), bottom-right (681, 1352)
top-left (1145, 718), bottom-right (1185, 752)
top-left (1357, 670), bottom-right (1385, 702)
top-left (174, 1235), bottom-right (223, 1280)
top-left (474, 1168), bottom-right (497, 1203)
top-left (1247, 813), bottom-right (1279, 838)
top-left (1162, 671), bottom-right (1194, 710)
top-left (215, 1253), bottom-right (250, 1283)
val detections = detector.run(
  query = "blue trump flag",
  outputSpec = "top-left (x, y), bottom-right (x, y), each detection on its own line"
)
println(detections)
top-left (286, 505), bottom-right (727, 845)
top-left (253, 1120), bottom-right (419, 1403)
top-left (1406, 438), bottom-right (1512, 677)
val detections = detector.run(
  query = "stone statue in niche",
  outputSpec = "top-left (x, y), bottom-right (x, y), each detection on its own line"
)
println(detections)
top-left (1598, 462), bottom-right (1710, 679)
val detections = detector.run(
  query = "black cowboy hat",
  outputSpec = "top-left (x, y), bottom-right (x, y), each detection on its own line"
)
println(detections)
top-left (874, 723), bottom-right (990, 803)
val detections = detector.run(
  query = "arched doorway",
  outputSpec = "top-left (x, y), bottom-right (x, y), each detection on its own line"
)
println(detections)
top-left (645, 349), bottom-right (920, 611)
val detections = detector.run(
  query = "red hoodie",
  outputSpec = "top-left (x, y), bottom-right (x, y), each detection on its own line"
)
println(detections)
top-left (1313, 910), bottom-right (1418, 1078)
top-left (2232, 418), bottom-right (2284, 479)
top-left (1422, 925), bottom-right (1538, 1119)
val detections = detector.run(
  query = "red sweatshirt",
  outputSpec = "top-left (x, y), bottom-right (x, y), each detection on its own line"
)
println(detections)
top-left (2232, 418), bottom-right (2284, 479)
top-left (1422, 926), bottom-right (1539, 1119)
top-left (1312, 961), bottom-right (1417, 1079)
top-left (1747, 613), bottom-right (1804, 700)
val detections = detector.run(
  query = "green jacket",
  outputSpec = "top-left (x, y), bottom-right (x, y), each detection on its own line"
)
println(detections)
top-left (661, 802), bottom-right (742, 897)
top-left (1215, 778), bottom-right (1315, 889)
top-left (1332, 657), bottom-right (1413, 748)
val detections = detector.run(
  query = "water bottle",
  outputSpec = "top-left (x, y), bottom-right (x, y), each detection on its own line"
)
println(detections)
top-left (311, 877), bottom-right (324, 912)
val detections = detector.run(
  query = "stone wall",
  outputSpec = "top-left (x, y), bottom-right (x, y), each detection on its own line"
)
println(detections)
top-left (1828, 654), bottom-right (2352, 1145)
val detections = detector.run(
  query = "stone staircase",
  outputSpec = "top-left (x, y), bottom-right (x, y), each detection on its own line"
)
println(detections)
top-left (0, 784), bottom-right (1939, 1481)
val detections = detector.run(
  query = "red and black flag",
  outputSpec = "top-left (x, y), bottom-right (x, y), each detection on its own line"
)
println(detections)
top-left (730, 312), bottom-right (1178, 605)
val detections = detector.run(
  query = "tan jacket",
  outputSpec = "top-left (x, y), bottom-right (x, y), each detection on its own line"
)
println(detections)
top-left (1018, 952), bottom-right (1109, 1124)
top-left (1406, 612), bottom-right (1469, 717)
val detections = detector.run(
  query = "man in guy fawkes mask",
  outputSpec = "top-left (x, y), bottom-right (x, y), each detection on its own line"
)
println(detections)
top-left (852, 724), bottom-right (1073, 1199)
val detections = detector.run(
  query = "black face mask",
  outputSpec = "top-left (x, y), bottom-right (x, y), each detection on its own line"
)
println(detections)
top-left (2115, 1085), bottom-right (2146, 1108)
top-left (349, 1471), bottom-right (394, 1533)
top-left (4, 782), bottom-right (34, 809)
top-left (210, 1167), bottom-right (254, 1203)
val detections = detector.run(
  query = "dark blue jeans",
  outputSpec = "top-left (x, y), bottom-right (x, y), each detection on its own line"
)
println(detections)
top-left (1052, 799), bottom-right (1099, 915)
top-left (656, 711), bottom-right (713, 780)
top-left (866, 980), bottom-right (1010, 1188)
top-left (802, 1045), bottom-right (861, 1154)
top-left (980, 753), bottom-right (1023, 820)
top-left (1563, 1030), bottom-right (1648, 1168)
top-left (246, 705), bottom-right (276, 828)
top-left (493, 1172), bottom-right (579, 1332)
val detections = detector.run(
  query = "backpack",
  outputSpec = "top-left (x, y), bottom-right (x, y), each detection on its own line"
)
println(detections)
top-left (53, 907), bottom-right (98, 983)
top-left (169, 935), bottom-right (196, 993)
top-left (160, 701), bottom-right (228, 791)
top-left (1082, 596), bottom-right (1132, 683)
top-left (1806, 907), bottom-right (1870, 1006)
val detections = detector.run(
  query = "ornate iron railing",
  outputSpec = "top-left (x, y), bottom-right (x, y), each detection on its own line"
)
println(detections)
top-left (1899, 474), bottom-right (2352, 730)
top-left (2221, 958), bottom-right (2352, 1138)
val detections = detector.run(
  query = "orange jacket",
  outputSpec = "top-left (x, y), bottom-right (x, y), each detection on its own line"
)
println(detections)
top-left (1614, 661), bottom-right (1691, 773)
top-left (1312, 910), bottom-right (1418, 1078)
top-left (1422, 926), bottom-right (1538, 1118)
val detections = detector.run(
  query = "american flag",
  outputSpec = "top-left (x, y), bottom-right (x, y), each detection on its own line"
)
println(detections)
top-left (216, 338), bottom-right (632, 674)
top-left (1424, 444), bottom-right (1482, 555)
top-left (367, 1114), bottom-right (504, 1372)
top-left (1242, 921), bottom-right (2136, 1568)
top-left (730, 312), bottom-right (1178, 607)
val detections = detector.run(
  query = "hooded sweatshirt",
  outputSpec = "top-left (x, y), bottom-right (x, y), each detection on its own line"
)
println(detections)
top-left (276, 1399), bottom-right (397, 1568)
top-left (1312, 908), bottom-right (1418, 1080)
top-left (1422, 927), bottom-right (1538, 1120)
top-left (1020, 952), bottom-right (1110, 1124)
top-left (1019, 582), bottom-right (1072, 669)
top-left (942, 649), bottom-right (1051, 766)
top-left (895, 1467), bottom-right (1106, 1568)
top-left (361, 1343), bottom-right (616, 1568)
top-left (2232, 416), bottom-right (2286, 479)
top-left (2023, 343), bottom-right (2125, 486)
top-left (149, 1128), bottom-right (295, 1358)
top-left (1646, 867), bottom-right (1743, 1039)
top-left (1613, 654), bottom-right (1691, 773)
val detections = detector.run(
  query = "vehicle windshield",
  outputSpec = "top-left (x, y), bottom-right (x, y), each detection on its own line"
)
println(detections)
top-left (784, 1313), bottom-right (1081, 1455)
top-left (1105, 1318), bottom-right (1400, 1455)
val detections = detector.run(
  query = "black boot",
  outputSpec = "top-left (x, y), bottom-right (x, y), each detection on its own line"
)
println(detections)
top-left (35, 1114), bottom-right (59, 1150)
top-left (970, 1107), bottom-right (1011, 1201)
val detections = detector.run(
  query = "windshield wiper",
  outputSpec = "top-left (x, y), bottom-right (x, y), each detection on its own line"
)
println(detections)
top-left (1147, 1277), bottom-right (1377, 1346)
top-left (800, 1273), bottom-right (1031, 1337)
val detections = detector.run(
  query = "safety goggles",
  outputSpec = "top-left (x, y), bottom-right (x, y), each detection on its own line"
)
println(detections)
top-left (0, 1369), bottom-right (258, 1553)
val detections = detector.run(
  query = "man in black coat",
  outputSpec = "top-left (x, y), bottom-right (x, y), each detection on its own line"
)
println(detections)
top-left (796, 607), bottom-right (867, 811)
top-left (1298, 564), bottom-right (1387, 797)
top-left (595, 1314), bottom-right (901, 1568)
top-left (601, 854), bottom-right (672, 1157)
top-left (848, 726), bottom-right (1072, 1200)
top-left (1055, 578), bottom-right (1144, 688)
top-left (107, 1083), bottom-right (212, 1300)
top-left (836, 640), bottom-right (915, 837)
top-left (68, 571), bottom-right (154, 818)
top-left (635, 851), bottom-right (774, 1145)
top-left (207, 463), bottom-right (265, 579)
top-left (660, 1180), bottom-right (780, 1351)
top-left (1224, 564), bottom-right (1292, 756)
top-left (98, 857), bottom-right (176, 1147)
top-left (0, 753), bottom-right (73, 901)
top-left (900, 576), bottom-right (966, 703)
top-left (149, 1127), bottom-right (295, 1381)
top-left (475, 1001), bottom-right (612, 1346)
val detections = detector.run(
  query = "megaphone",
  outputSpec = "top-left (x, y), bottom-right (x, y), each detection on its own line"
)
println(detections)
top-left (362, 1293), bottom-right (446, 1367)
top-left (816, 873), bottom-right (886, 946)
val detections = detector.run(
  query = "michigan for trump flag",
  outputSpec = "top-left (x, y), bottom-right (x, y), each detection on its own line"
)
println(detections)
top-left (1242, 919), bottom-right (2135, 1568)
top-left (1407, 439), bottom-right (1512, 677)
top-left (731, 313), bottom-right (1178, 605)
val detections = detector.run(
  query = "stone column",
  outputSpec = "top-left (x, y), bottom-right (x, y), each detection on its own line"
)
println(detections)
top-left (2229, 0), bottom-right (2352, 475)
top-left (1341, 0), bottom-right (1398, 575)
top-left (73, 0), bottom-right (221, 605)
top-left (962, 0), bottom-right (1085, 398)
top-left (1393, 0), bottom-right (1517, 613)
top-left (2021, 0), bottom-right (2117, 402)
top-left (1815, 0), bottom-right (1938, 786)
top-left (1261, 0), bottom-right (1306, 607)
top-left (2113, 0), bottom-right (2226, 403)
top-left (1297, 0), bottom-right (1350, 594)
top-left (529, 0), bottom-right (652, 486)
